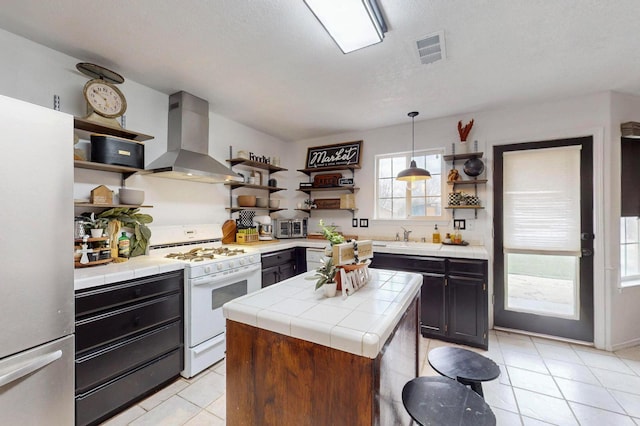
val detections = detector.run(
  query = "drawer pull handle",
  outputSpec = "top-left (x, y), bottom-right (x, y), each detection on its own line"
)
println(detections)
top-left (133, 315), bottom-right (141, 326)
top-left (133, 288), bottom-right (142, 297)
top-left (0, 350), bottom-right (62, 388)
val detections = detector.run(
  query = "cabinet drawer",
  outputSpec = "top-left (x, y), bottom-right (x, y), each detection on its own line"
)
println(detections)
top-left (75, 349), bottom-right (181, 426)
top-left (371, 253), bottom-right (445, 274)
top-left (76, 293), bottom-right (181, 354)
top-left (447, 259), bottom-right (487, 276)
top-left (76, 271), bottom-right (183, 318)
top-left (75, 321), bottom-right (182, 394)
top-left (261, 249), bottom-right (295, 269)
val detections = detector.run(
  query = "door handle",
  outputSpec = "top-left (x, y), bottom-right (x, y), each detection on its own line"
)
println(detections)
top-left (581, 248), bottom-right (593, 256)
top-left (0, 350), bottom-right (62, 388)
top-left (581, 233), bottom-right (595, 241)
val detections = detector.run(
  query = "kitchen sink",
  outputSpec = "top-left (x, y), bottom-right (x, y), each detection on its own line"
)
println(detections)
top-left (373, 240), bottom-right (442, 250)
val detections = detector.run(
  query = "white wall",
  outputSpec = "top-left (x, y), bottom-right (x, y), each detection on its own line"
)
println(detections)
top-left (0, 28), bottom-right (290, 227)
top-left (294, 91), bottom-right (639, 350)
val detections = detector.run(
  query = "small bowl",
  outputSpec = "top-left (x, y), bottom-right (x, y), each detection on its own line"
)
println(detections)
top-left (255, 197), bottom-right (268, 208)
top-left (237, 195), bottom-right (257, 207)
top-left (119, 188), bottom-right (145, 205)
top-left (269, 199), bottom-right (280, 209)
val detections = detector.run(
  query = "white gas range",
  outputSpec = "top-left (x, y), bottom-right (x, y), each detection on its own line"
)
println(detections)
top-left (149, 224), bottom-right (262, 378)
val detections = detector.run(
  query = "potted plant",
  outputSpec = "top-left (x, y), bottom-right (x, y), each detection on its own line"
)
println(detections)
top-left (319, 219), bottom-right (345, 256)
top-left (83, 213), bottom-right (109, 238)
top-left (94, 207), bottom-right (153, 257)
top-left (307, 255), bottom-right (338, 297)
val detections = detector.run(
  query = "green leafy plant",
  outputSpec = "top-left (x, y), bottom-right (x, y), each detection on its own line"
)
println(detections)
top-left (96, 207), bottom-right (153, 257)
top-left (319, 219), bottom-right (345, 245)
top-left (306, 256), bottom-right (337, 289)
top-left (83, 213), bottom-right (109, 231)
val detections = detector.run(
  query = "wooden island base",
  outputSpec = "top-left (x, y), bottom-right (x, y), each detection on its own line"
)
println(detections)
top-left (226, 297), bottom-right (419, 426)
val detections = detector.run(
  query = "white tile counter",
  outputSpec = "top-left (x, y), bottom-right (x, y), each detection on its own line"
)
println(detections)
top-left (223, 268), bottom-right (421, 358)
top-left (74, 257), bottom-right (184, 291)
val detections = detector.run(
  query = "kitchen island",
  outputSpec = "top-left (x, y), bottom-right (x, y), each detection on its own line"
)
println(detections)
top-left (223, 269), bottom-right (422, 425)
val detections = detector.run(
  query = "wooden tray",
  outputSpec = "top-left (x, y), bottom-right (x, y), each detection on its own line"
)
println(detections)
top-left (442, 241), bottom-right (469, 246)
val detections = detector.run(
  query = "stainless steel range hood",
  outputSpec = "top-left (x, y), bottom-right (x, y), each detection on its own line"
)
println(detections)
top-left (144, 91), bottom-right (242, 183)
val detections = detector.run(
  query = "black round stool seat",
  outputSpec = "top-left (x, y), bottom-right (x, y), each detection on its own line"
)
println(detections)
top-left (402, 376), bottom-right (496, 426)
top-left (428, 346), bottom-right (500, 397)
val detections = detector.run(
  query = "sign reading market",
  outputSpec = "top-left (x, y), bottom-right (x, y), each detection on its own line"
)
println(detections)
top-left (305, 140), bottom-right (362, 169)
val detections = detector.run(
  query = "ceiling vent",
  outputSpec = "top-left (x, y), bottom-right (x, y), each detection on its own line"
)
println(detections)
top-left (416, 31), bottom-right (445, 65)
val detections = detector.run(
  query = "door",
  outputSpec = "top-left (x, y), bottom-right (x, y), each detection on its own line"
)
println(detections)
top-left (448, 274), bottom-right (486, 347)
top-left (494, 137), bottom-right (594, 342)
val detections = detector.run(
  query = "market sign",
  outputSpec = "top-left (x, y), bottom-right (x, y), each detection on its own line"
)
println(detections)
top-left (305, 140), bottom-right (362, 169)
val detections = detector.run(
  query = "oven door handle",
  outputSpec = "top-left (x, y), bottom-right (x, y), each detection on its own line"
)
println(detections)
top-left (192, 263), bottom-right (261, 287)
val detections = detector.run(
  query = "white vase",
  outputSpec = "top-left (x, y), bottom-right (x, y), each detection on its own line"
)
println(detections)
top-left (324, 282), bottom-right (337, 297)
top-left (90, 228), bottom-right (103, 238)
top-left (458, 141), bottom-right (468, 154)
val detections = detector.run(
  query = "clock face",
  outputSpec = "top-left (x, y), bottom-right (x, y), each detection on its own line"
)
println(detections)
top-left (83, 80), bottom-right (127, 118)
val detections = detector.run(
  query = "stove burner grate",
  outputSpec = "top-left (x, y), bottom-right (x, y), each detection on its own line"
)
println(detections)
top-left (164, 246), bottom-right (246, 262)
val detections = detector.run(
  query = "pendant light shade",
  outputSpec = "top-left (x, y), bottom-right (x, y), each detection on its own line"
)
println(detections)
top-left (396, 111), bottom-right (431, 182)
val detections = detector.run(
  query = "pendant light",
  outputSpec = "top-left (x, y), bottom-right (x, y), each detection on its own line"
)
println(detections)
top-left (396, 111), bottom-right (431, 182)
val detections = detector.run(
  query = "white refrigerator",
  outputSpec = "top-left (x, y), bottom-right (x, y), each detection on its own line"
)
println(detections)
top-left (0, 95), bottom-right (74, 423)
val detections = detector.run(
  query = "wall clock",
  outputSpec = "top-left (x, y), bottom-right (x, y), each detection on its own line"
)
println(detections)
top-left (76, 62), bottom-right (127, 128)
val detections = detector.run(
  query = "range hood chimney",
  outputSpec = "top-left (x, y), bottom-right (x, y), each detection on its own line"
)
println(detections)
top-left (144, 91), bottom-right (242, 183)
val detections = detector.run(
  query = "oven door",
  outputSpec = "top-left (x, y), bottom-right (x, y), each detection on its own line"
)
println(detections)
top-left (188, 263), bottom-right (261, 347)
top-left (276, 220), bottom-right (292, 238)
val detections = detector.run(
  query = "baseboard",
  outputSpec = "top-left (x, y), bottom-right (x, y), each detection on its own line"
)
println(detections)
top-left (492, 326), bottom-right (594, 347)
top-left (610, 336), bottom-right (640, 352)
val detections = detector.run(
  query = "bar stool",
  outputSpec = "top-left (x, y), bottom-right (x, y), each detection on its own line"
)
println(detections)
top-left (402, 376), bottom-right (496, 426)
top-left (428, 346), bottom-right (500, 398)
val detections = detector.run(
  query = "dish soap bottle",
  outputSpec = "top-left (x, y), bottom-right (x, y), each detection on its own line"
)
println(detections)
top-left (118, 232), bottom-right (130, 258)
top-left (432, 224), bottom-right (441, 243)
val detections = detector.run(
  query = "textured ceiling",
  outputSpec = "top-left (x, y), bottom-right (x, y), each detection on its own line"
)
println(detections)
top-left (0, 0), bottom-right (639, 141)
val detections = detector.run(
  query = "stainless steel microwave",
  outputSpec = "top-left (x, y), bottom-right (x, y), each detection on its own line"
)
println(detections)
top-left (274, 218), bottom-right (307, 239)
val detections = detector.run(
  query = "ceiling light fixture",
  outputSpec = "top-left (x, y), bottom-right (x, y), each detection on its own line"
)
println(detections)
top-left (303, 0), bottom-right (387, 54)
top-left (397, 111), bottom-right (431, 183)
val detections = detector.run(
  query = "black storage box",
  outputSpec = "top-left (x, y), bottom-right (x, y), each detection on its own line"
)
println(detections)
top-left (90, 134), bottom-right (144, 169)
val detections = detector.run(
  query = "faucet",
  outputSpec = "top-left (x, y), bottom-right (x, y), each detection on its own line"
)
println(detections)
top-left (401, 227), bottom-right (412, 242)
top-left (395, 232), bottom-right (400, 241)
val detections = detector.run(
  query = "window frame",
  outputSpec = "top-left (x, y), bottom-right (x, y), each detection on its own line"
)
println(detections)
top-left (620, 216), bottom-right (640, 287)
top-left (374, 148), bottom-right (445, 221)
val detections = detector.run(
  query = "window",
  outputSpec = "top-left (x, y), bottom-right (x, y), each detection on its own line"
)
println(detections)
top-left (621, 217), bottom-right (640, 285)
top-left (375, 149), bottom-right (443, 219)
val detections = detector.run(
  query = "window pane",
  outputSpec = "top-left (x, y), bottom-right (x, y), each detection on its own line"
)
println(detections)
top-left (393, 180), bottom-right (406, 197)
top-left (426, 196), bottom-right (442, 216)
top-left (411, 198), bottom-right (425, 216)
top-left (626, 244), bottom-right (639, 276)
top-left (425, 154), bottom-right (442, 173)
top-left (392, 157), bottom-right (405, 175)
top-left (393, 199), bottom-right (406, 218)
top-left (506, 253), bottom-right (578, 318)
top-left (378, 178), bottom-right (392, 198)
top-left (426, 175), bottom-right (441, 196)
top-left (379, 158), bottom-right (392, 178)
top-left (378, 199), bottom-right (392, 219)
top-left (412, 156), bottom-right (426, 169)
top-left (625, 217), bottom-right (638, 243)
top-left (410, 180), bottom-right (426, 196)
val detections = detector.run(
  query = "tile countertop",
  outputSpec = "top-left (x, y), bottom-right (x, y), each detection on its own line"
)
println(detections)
top-left (223, 269), bottom-right (422, 359)
top-left (73, 239), bottom-right (487, 291)
top-left (74, 257), bottom-right (184, 291)
top-left (230, 238), bottom-right (489, 260)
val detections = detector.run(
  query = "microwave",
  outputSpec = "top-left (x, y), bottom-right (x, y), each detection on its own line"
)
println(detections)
top-left (274, 218), bottom-right (308, 239)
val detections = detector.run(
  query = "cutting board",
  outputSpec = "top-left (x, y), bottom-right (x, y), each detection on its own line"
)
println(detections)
top-left (222, 220), bottom-right (236, 243)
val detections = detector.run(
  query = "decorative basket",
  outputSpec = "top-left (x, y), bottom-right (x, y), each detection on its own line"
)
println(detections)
top-left (236, 233), bottom-right (259, 244)
top-left (315, 198), bottom-right (341, 209)
top-left (448, 192), bottom-right (462, 206)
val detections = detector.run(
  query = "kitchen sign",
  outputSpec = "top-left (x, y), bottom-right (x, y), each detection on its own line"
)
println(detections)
top-left (305, 140), bottom-right (362, 169)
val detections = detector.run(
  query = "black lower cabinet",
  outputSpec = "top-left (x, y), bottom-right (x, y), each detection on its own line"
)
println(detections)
top-left (261, 248), bottom-right (304, 287)
top-left (74, 270), bottom-right (184, 426)
top-left (371, 253), bottom-right (488, 349)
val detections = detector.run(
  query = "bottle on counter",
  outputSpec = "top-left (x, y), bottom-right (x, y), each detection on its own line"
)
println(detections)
top-left (453, 226), bottom-right (463, 244)
top-left (432, 224), bottom-right (441, 244)
top-left (118, 231), bottom-right (130, 258)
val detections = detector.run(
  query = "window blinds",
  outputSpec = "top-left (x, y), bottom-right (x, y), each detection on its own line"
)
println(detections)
top-left (503, 145), bottom-right (581, 252)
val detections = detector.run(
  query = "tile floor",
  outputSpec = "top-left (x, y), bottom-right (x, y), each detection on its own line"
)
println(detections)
top-left (102, 331), bottom-right (640, 425)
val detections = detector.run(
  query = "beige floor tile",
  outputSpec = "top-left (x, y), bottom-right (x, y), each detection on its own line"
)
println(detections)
top-left (508, 366), bottom-right (562, 398)
top-left (555, 377), bottom-right (625, 414)
top-left (138, 378), bottom-right (190, 411)
top-left (483, 380), bottom-right (519, 413)
top-left (569, 401), bottom-right (636, 426)
top-left (535, 342), bottom-right (584, 364)
top-left (498, 336), bottom-right (538, 354)
top-left (616, 346), bottom-right (640, 362)
top-left (576, 349), bottom-right (635, 374)
top-left (183, 410), bottom-right (225, 426)
top-left (496, 330), bottom-right (533, 342)
top-left (513, 388), bottom-right (577, 425)
top-left (130, 395), bottom-right (201, 426)
top-left (492, 407), bottom-right (522, 425)
top-left (634, 417), bottom-right (640, 426)
top-left (531, 336), bottom-right (573, 348)
top-left (544, 358), bottom-right (600, 386)
top-left (496, 363), bottom-right (511, 385)
top-left (502, 350), bottom-right (549, 374)
top-left (610, 390), bottom-right (640, 418)
top-left (521, 416), bottom-right (555, 425)
top-left (178, 371), bottom-right (226, 408)
top-left (100, 404), bottom-right (146, 426)
top-left (211, 359), bottom-right (226, 376)
top-left (591, 367), bottom-right (640, 395)
top-left (205, 394), bottom-right (226, 420)
top-left (622, 358), bottom-right (640, 376)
